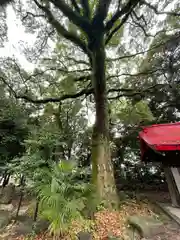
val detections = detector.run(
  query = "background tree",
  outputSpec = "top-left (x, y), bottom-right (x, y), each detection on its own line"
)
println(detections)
top-left (0, 84), bottom-right (29, 186)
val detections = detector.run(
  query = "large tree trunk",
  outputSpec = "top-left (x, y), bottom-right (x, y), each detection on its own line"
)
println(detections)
top-left (90, 34), bottom-right (118, 207)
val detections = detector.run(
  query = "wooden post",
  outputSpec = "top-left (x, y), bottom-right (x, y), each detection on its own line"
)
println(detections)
top-left (164, 167), bottom-right (180, 207)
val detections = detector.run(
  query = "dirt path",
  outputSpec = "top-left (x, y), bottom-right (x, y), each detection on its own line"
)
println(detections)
top-left (136, 191), bottom-right (180, 240)
top-left (145, 222), bottom-right (180, 240)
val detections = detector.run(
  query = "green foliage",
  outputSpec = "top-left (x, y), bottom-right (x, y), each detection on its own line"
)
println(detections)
top-left (36, 161), bottom-right (95, 236)
top-left (112, 99), bottom-right (154, 126)
top-left (0, 87), bottom-right (29, 173)
top-left (59, 75), bottom-right (76, 94)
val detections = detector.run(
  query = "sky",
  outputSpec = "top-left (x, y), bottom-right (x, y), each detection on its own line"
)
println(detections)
top-left (0, 5), bottom-right (35, 71)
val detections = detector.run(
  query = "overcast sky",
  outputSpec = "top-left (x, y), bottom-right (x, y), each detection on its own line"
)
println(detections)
top-left (0, 5), bottom-right (35, 71)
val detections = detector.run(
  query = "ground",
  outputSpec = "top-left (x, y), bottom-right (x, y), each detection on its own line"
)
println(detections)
top-left (0, 189), bottom-right (180, 240)
top-left (145, 223), bottom-right (180, 240)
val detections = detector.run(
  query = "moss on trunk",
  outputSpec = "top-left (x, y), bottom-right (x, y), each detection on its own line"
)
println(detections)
top-left (90, 34), bottom-right (118, 207)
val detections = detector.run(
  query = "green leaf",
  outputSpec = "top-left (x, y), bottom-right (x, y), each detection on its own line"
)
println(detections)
top-left (59, 75), bottom-right (76, 94)
top-left (114, 100), bottom-right (154, 125)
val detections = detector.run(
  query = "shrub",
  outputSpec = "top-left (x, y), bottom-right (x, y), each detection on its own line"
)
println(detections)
top-left (36, 161), bottom-right (94, 237)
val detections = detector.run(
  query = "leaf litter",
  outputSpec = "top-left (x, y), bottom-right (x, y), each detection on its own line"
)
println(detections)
top-left (11, 199), bottom-right (156, 240)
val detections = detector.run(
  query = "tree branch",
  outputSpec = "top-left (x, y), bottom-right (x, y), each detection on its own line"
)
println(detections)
top-left (25, 68), bottom-right (91, 82)
top-left (22, 12), bottom-right (45, 22)
top-left (1, 73), bottom-right (93, 104)
top-left (107, 68), bottom-right (163, 80)
top-left (142, 1), bottom-right (180, 17)
top-left (49, 0), bottom-right (91, 32)
top-left (108, 83), bottom-right (167, 100)
top-left (80, 0), bottom-right (90, 19)
top-left (70, 0), bottom-right (81, 14)
top-left (0, 77), bottom-right (18, 98)
top-left (33, 0), bottom-right (90, 58)
top-left (106, 40), bottom-right (168, 62)
top-left (132, 11), bottom-right (148, 25)
top-left (1, 73), bottom-right (170, 104)
top-left (128, 20), bottom-right (152, 38)
top-left (74, 75), bottom-right (91, 82)
top-left (93, 0), bottom-right (112, 25)
top-left (130, 12), bottom-right (151, 38)
top-left (105, 10), bottom-right (132, 45)
top-left (17, 88), bottom-right (93, 104)
top-left (105, 0), bottom-right (140, 33)
top-left (65, 57), bottom-right (90, 66)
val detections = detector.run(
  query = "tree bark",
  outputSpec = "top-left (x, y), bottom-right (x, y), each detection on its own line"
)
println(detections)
top-left (2, 174), bottom-right (10, 188)
top-left (33, 200), bottom-right (39, 222)
top-left (90, 33), bottom-right (118, 207)
top-left (16, 175), bottom-right (25, 221)
top-left (15, 190), bottom-right (23, 220)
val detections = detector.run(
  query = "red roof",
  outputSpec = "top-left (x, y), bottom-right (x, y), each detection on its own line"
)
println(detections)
top-left (139, 122), bottom-right (180, 151)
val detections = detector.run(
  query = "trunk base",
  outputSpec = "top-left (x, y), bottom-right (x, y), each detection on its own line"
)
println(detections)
top-left (91, 134), bottom-right (119, 208)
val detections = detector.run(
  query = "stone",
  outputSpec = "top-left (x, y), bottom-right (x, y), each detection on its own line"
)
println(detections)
top-left (118, 191), bottom-right (129, 202)
top-left (126, 227), bottom-right (141, 240)
top-left (0, 210), bottom-right (11, 229)
top-left (13, 217), bottom-right (49, 236)
top-left (0, 203), bottom-right (14, 212)
top-left (33, 219), bottom-right (49, 234)
top-left (14, 219), bottom-right (33, 236)
top-left (128, 215), bottom-right (165, 238)
top-left (108, 236), bottom-right (122, 240)
top-left (77, 231), bottom-right (92, 240)
top-left (0, 184), bottom-right (15, 204)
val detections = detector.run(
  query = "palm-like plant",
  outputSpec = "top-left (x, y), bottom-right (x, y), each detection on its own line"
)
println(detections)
top-left (37, 161), bottom-right (94, 237)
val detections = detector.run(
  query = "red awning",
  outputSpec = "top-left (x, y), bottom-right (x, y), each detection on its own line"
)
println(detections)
top-left (139, 122), bottom-right (180, 151)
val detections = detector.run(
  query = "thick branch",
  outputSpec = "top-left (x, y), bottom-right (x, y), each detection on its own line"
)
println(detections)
top-left (17, 88), bottom-right (93, 104)
top-left (105, 10), bottom-right (132, 45)
top-left (49, 0), bottom-right (91, 32)
top-left (142, 1), bottom-right (180, 17)
top-left (80, 0), bottom-right (90, 19)
top-left (70, 0), bottom-right (81, 13)
top-left (105, 0), bottom-right (140, 33)
top-left (1, 73), bottom-right (169, 104)
top-left (2, 74), bottom-right (93, 103)
top-left (93, 0), bottom-right (112, 24)
top-left (33, 0), bottom-right (90, 57)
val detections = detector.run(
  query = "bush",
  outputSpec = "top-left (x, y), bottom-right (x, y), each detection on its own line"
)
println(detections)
top-left (36, 161), bottom-right (95, 237)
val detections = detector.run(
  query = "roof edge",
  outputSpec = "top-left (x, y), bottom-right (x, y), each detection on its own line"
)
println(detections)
top-left (141, 122), bottom-right (180, 130)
